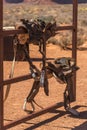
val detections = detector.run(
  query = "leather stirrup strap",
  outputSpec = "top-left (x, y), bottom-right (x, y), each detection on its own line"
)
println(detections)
top-left (4, 36), bottom-right (17, 101)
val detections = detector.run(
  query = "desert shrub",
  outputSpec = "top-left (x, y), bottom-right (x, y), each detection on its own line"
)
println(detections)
top-left (77, 26), bottom-right (87, 46)
top-left (47, 37), bottom-right (59, 45)
top-left (58, 34), bottom-right (72, 50)
top-left (81, 20), bottom-right (87, 26)
top-left (77, 36), bottom-right (85, 46)
top-left (47, 32), bottom-right (72, 50)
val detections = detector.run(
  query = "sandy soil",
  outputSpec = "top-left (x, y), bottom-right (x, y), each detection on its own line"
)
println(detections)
top-left (3, 44), bottom-right (87, 130)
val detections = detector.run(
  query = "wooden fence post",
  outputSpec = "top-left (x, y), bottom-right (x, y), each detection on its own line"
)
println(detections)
top-left (0, 0), bottom-right (4, 129)
top-left (72, 0), bottom-right (78, 101)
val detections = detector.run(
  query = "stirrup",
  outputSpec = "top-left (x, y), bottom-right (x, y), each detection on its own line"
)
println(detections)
top-left (66, 106), bottom-right (80, 116)
top-left (23, 98), bottom-right (35, 113)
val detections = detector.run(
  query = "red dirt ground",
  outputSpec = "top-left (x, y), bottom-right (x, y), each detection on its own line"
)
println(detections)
top-left (3, 44), bottom-right (87, 130)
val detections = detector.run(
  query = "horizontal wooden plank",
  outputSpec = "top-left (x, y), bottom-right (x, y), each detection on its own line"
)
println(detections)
top-left (0, 25), bottom-right (74, 37)
top-left (4, 102), bottom-right (63, 130)
top-left (3, 74), bottom-right (32, 86)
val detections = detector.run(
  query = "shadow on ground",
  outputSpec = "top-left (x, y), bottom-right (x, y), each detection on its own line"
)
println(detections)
top-left (24, 110), bottom-right (67, 130)
top-left (72, 121), bottom-right (87, 130)
top-left (24, 105), bottom-right (87, 130)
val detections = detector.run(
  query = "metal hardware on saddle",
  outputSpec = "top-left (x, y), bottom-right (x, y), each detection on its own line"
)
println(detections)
top-left (40, 69), bottom-right (45, 87)
top-left (30, 68), bottom-right (39, 80)
top-left (40, 69), bottom-right (49, 96)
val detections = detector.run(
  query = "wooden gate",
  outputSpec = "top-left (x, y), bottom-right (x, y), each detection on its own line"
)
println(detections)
top-left (0, 0), bottom-right (78, 129)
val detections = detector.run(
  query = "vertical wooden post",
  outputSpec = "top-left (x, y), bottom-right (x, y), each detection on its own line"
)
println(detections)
top-left (0, 0), bottom-right (4, 129)
top-left (72, 0), bottom-right (78, 101)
